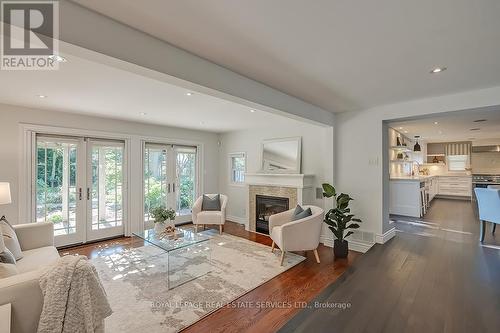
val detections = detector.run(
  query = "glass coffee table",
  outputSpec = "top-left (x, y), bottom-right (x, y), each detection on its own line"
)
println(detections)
top-left (133, 227), bottom-right (212, 289)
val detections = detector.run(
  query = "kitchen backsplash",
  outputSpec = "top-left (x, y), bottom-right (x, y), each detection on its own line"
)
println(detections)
top-left (472, 152), bottom-right (500, 174)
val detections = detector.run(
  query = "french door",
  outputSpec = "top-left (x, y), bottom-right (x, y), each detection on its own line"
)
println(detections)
top-left (144, 143), bottom-right (197, 226)
top-left (35, 136), bottom-right (125, 247)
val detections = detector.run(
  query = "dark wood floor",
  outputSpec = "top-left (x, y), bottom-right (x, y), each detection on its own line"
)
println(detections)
top-left (60, 221), bottom-right (360, 333)
top-left (280, 198), bottom-right (500, 333)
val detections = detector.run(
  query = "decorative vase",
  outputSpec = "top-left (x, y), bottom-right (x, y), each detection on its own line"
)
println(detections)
top-left (333, 239), bottom-right (349, 259)
top-left (154, 223), bottom-right (165, 233)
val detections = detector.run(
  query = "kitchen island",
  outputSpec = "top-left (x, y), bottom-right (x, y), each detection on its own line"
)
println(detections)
top-left (390, 175), bottom-right (471, 217)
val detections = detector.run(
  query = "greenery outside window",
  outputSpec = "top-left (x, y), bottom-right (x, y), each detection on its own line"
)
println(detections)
top-left (229, 152), bottom-right (246, 185)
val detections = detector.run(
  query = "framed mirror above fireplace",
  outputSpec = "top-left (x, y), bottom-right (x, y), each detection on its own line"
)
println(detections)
top-left (260, 137), bottom-right (302, 174)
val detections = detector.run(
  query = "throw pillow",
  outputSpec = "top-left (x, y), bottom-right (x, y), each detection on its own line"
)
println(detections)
top-left (0, 247), bottom-right (16, 264)
top-left (0, 263), bottom-right (18, 278)
top-left (0, 219), bottom-right (23, 260)
top-left (292, 205), bottom-right (304, 217)
top-left (292, 206), bottom-right (313, 221)
top-left (202, 194), bottom-right (221, 211)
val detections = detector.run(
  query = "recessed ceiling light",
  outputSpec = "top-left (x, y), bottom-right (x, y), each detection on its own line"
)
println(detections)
top-left (49, 54), bottom-right (67, 63)
top-left (434, 121), bottom-right (439, 125)
top-left (404, 130), bottom-right (408, 133)
top-left (470, 128), bottom-right (481, 131)
top-left (139, 112), bottom-right (147, 116)
top-left (250, 109), bottom-right (256, 113)
top-left (398, 127), bottom-right (403, 130)
top-left (430, 67), bottom-right (447, 74)
top-left (37, 94), bottom-right (47, 98)
top-left (185, 92), bottom-right (193, 96)
top-left (473, 119), bottom-right (487, 123)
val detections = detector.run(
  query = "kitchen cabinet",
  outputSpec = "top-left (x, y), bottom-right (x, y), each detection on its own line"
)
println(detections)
top-left (437, 176), bottom-right (471, 197)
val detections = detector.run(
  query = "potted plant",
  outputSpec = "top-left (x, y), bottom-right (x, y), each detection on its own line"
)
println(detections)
top-left (150, 206), bottom-right (176, 233)
top-left (322, 183), bottom-right (362, 259)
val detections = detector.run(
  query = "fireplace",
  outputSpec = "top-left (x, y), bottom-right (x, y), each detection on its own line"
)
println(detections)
top-left (255, 195), bottom-right (289, 234)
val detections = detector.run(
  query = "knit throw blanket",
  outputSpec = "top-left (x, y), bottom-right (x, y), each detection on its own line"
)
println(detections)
top-left (38, 255), bottom-right (113, 333)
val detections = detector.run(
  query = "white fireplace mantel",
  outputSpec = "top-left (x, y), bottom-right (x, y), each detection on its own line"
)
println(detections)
top-left (244, 173), bottom-right (314, 188)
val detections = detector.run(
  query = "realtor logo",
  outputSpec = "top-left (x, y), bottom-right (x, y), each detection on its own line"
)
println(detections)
top-left (1, 1), bottom-right (59, 70)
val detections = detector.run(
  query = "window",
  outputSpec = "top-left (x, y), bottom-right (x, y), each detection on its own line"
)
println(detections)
top-left (448, 155), bottom-right (468, 171)
top-left (229, 153), bottom-right (246, 184)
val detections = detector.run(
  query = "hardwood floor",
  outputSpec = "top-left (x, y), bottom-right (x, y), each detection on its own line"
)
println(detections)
top-left (60, 221), bottom-right (360, 333)
top-left (281, 199), bottom-right (500, 333)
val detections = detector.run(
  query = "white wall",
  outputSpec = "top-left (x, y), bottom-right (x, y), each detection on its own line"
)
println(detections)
top-left (218, 120), bottom-right (334, 237)
top-left (0, 104), bottom-right (220, 233)
top-left (336, 85), bottom-right (500, 241)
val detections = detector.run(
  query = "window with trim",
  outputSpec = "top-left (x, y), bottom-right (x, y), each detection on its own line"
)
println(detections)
top-left (448, 155), bottom-right (469, 171)
top-left (229, 153), bottom-right (246, 184)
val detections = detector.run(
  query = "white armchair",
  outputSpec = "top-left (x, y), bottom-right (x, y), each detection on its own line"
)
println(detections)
top-left (192, 194), bottom-right (228, 234)
top-left (269, 205), bottom-right (324, 265)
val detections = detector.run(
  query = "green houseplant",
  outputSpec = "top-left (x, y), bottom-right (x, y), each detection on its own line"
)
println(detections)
top-left (150, 207), bottom-right (176, 232)
top-left (322, 183), bottom-right (362, 258)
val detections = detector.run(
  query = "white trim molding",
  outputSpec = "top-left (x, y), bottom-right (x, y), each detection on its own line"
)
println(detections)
top-left (320, 234), bottom-right (373, 254)
top-left (375, 227), bottom-right (396, 244)
top-left (226, 215), bottom-right (246, 225)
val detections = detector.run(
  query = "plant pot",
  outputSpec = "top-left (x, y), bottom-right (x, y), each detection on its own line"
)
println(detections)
top-left (154, 223), bottom-right (165, 233)
top-left (333, 239), bottom-right (349, 259)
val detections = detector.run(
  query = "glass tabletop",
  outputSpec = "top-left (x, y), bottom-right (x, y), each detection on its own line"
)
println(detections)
top-left (133, 227), bottom-right (210, 252)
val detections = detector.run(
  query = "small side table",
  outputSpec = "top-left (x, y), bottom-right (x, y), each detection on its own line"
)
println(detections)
top-left (0, 303), bottom-right (11, 333)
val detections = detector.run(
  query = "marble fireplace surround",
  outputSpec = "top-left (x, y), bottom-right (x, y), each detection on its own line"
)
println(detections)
top-left (245, 173), bottom-right (315, 232)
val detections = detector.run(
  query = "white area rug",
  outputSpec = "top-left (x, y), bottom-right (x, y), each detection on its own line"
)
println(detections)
top-left (92, 230), bottom-right (304, 332)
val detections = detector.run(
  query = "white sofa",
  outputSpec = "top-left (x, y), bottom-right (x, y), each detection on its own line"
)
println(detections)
top-left (192, 194), bottom-right (228, 234)
top-left (0, 222), bottom-right (59, 333)
top-left (269, 206), bottom-right (324, 265)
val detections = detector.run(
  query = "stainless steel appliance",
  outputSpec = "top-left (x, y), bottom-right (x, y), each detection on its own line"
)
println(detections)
top-left (472, 174), bottom-right (500, 201)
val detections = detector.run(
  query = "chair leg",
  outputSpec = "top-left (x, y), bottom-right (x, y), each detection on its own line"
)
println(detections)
top-left (313, 248), bottom-right (320, 264)
top-left (493, 223), bottom-right (497, 234)
top-left (219, 225), bottom-right (223, 235)
top-left (203, 224), bottom-right (206, 230)
top-left (271, 241), bottom-right (275, 253)
top-left (280, 251), bottom-right (286, 266)
top-left (480, 220), bottom-right (486, 242)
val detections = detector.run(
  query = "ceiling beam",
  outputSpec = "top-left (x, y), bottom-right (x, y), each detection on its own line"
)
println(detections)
top-left (59, 1), bottom-right (334, 126)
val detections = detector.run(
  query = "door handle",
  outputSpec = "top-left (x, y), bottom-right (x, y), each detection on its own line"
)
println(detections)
top-left (79, 188), bottom-right (82, 200)
top-left (87, 188), bottom-right (90, 200)
top-left (168, 183), bottom-right (171, 193)
top-left (173, 183), bottom-right (176, 193)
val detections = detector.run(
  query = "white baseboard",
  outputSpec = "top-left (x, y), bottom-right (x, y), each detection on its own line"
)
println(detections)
top-left (320, 235), bottom-right (373, 253)
top-left (375, 227), bottom-right (396, 244)
top-left (226, 215), bottom-right (246, 225)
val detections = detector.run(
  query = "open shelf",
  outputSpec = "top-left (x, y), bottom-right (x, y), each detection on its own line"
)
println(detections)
top-left (390, 160), bottom-right (414, 164)
top-left (390, 146), bottom-right (412, 152)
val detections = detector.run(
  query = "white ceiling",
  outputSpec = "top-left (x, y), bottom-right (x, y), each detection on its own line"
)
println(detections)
top-left (0, 50), bottom-right (309, 133)
top-left (389, 107), bottom-right (500, 143)
top-left (72, 0), bottom-right (500, 113)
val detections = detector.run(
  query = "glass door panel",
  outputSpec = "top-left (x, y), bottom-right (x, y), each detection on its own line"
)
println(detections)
top-left (144, 144), bottom-right (169, 223)
top-left (87, 140), bottom-right (125, 241)
top-left (175, 146), bottom-right (197, 220)
top-left (36, 136), bottom-right (85, 246)
top-left (143, 143), bottom-right (198, 226)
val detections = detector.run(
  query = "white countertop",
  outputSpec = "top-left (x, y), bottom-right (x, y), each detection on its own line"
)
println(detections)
top-left (390, 174), bottom-right (471, 181)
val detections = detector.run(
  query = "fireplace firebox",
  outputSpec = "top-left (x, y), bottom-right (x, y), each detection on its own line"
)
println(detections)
top-left (255, 195), bottom-right (289, 234)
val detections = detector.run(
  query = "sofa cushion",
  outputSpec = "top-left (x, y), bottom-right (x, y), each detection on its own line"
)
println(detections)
top-left (1, 220), bottom-right (23, 260)
top-left (0, 263), bottom-right (18, 278)
top-left (16, 246), bottom-right (60, 274)
top-left (202, 194), bottom-right (221, 211)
